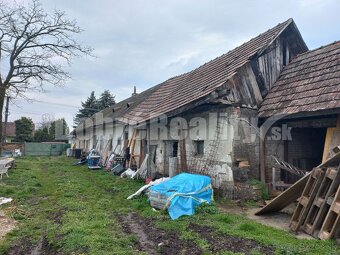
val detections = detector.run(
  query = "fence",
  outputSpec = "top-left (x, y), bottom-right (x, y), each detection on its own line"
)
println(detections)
top-left (24, 142), bottom-right (69, 156)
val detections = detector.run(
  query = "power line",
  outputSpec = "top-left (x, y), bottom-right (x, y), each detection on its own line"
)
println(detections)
top-left (27, 99), bottom-right (80, 109)
top-left (13, 98), bottom-right (101, 111)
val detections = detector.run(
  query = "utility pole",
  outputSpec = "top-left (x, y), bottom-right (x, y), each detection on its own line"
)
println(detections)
top-left (3, 96), bottom-right (10, 146)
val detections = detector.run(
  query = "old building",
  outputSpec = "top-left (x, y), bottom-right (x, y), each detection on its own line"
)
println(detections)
top-left (258, 41), bottom-right (340, 185)
top-left (75, 18), bottom-right (338, 188)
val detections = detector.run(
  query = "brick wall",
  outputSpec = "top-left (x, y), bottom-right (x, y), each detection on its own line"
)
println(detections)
top-left (3, 143), bottom-right (24, 152)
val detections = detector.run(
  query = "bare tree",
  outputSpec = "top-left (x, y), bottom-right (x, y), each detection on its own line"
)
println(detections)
top-left (0, 0), bottom-right (92, 148)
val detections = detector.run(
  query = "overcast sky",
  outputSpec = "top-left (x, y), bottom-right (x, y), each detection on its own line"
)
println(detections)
top-left (8, 0), bottom-right (340, 128)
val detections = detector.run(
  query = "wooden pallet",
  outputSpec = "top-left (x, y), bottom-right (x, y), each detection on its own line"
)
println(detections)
top-left (290, 168), bottom-right (325, 232)
top-left (318, 185), bottom-right (340, 240)
top-left (303, 166), bottom-right (340, 237)
top-left (128, 129), bottom-right (143, 168)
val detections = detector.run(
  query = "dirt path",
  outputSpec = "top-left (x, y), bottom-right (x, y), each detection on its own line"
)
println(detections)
top-left (120, 213), bottom-right (202, 255)
top-left (219, 203), bottom-right (314, 240)
top-left (120, 212), bottom-right (278, 255)
top-left (189, 223), bottom-right (275, 255)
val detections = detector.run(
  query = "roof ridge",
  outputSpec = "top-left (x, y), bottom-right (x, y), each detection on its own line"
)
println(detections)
top-left (294, 40), bottom-right (340, 57)
top-left (272, 41), bottom-right (340, 82)
top-left (118, 18), bottom-right (300, 123)
top-left (141, 18), bottom-right (293, 87)
top-left (259, 40), bottom-right (340, 118)
top-left (137, 19), bottom-right (294, 112)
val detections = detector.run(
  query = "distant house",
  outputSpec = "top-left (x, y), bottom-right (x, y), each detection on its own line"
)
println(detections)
top-left (2, 122), bottom-right (16, 143)
top-left (75, 18), bottom-right (339, 189)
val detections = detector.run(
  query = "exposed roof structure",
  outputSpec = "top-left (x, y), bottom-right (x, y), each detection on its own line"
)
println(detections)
top-left (120, 18), bottom-right (306, 124)
top-left (259, 41), bottom-right (340, 118)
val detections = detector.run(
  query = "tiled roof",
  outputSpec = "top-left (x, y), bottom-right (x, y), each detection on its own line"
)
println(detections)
top-left (81, 84), bottom-right (162, 129)
top-left (259, 41), bottom-right (340, 118)
top-left (121, 19), bottom-right (297, 124)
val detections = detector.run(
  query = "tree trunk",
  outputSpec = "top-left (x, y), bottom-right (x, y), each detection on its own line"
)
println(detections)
top-left (0, 87), bottom-right (6, 153)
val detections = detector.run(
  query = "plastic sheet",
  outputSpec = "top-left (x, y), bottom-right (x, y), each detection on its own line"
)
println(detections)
top-left (149, 173), bottom-right (213, 219)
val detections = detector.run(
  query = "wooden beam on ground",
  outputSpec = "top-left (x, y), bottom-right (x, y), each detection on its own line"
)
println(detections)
top-left (255, 173), bottom-right (309, 215)
top-left (255, 152), bottom-right (340, 215)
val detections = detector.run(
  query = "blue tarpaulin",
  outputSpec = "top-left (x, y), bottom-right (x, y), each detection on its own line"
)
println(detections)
top-left (149, 173), bottom-right (213, 220)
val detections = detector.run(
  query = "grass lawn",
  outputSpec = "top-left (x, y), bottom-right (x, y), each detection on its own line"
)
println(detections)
top-left (0, 156), bottom-right (339, 255)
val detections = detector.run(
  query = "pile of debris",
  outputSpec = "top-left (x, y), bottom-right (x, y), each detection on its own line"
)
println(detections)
top-left (256, 150), bottom-right (340, 241)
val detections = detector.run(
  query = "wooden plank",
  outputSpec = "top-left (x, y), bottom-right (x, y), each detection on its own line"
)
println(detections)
top-left (129, 129), bottom-right (138, 168)
top-left (319, 185), bottom-right (340, 240)
top-left (179, 121), bottom-right (188, 172)
top-left (289, 168), bottom-right (325, 232)
top-left (255, 173), bottom-right (309, 215)
top-left (255, 152), bottom-right (340, 215)
top-left (319, 151), bottom-right (340, 168)
top-left (322, 128), bottom-right (340, 163)
top-left (303, 167), bottom-right (340, 236)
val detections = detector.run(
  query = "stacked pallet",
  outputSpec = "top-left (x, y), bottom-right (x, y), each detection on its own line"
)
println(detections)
top-left (256, 151), bottom-right (340, 241)
top-left (289, 165), bottom-right (340, 241)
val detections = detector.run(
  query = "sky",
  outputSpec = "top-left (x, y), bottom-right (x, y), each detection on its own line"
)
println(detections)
top-left (8, 0), bottom-right (340, 129)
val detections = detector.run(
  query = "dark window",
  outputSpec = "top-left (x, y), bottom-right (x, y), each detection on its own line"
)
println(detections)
top-left (103, 122), bottom-right (106, 134)
top-left (195, 140), bottom-right (204, 155)
top-left (172, 141), bottom-right (178, 157)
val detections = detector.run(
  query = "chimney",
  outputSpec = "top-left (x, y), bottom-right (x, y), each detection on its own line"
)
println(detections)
top-left (131, 86), bottom-right (138, 97)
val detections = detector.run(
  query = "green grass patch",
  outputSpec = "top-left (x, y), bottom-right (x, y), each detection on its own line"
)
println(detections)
top-left (0, 156), bottom-right (339, 255)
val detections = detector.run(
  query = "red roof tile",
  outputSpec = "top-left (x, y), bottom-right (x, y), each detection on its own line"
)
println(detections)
top-left (121, 19), bottom-right (296, 124)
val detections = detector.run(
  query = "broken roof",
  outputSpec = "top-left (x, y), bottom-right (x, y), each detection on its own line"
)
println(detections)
top-left (259, 41), bottom-right (340, 118)
top-left (119, 18), bottom-right (307, 125)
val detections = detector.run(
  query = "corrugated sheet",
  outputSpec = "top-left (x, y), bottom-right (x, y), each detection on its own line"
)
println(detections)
top-left (120, 19), bottom-right (294, 124)
top-left (259, 41), bottom-right (340, 118)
